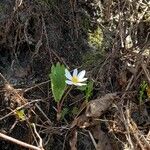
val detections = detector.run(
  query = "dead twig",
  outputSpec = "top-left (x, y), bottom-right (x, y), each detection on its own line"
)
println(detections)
top-left (0, 132), bottom-right (43, 150)
top-left (88, 130), bottom-right (97, 150)
top-left (0, 99), bottom-right (41, 121)
top-left (32, 123), bottom-right (45, 150)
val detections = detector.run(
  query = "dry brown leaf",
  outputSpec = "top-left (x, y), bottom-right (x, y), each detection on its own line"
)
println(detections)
top-left (118, 70), bottom-right (127, 87)
top-left (70, 93), bottom-right (117, 129)
top-left (86, 93), bottom-right (117, 117)
top-left (71, 114), bottom-right (96, 128)
top-left (89, 125), bottom-right (112, 150)
top-left (4, 84), bottom-right (27, 107)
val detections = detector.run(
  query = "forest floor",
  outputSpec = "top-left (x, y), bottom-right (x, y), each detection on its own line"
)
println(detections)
top-left (0, 0), bottom-right (150, 150)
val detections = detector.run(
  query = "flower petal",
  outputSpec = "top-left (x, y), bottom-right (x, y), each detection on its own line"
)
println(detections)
top-left (73, 69), bottom-right (78, 76)
top-left (65, 80), bottom-right (73, 85)
top-left (75, 82), bottom-right (87, 86)
top-left (77, 70), bottom-right (86, 80)
top-left (78, 78), bottom-right (88, 82)
top-left (65, 69), bottom-right (72, 80)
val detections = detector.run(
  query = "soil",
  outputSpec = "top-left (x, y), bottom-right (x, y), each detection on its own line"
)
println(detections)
top-left (0, 0), bottom-right (150, 150)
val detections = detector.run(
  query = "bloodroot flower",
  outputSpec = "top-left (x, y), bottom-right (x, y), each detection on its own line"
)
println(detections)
top-left (65, 69), bottom-right (87, 86)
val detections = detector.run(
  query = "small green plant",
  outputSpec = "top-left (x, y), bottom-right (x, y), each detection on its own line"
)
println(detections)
top-left (139, 81), bottom-right (148, 103)
top-left (15, 109), bottom-right (26, 121)
top-left (85, 81), bottom-right (94, 101)
top-left (50, 63), bottom-right (88, 120)
top-left (78, 80), bottom-right (94, 102)
top-left (50, 62), bottom-right (67, 120)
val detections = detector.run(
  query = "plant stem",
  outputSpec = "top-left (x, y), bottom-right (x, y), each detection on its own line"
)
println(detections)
top-left (57, 86), bottom-right (73, 120)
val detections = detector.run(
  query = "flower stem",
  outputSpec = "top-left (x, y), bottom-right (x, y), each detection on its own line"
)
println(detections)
top-left (57, 86), bottom-right (73, 120)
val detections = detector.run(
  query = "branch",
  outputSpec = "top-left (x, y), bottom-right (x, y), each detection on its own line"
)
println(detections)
top-left (0, 132), bottom-right (44, 150)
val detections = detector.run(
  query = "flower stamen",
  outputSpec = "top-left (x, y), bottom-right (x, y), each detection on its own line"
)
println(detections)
top-left (71, 76), bottom-right (79, 83)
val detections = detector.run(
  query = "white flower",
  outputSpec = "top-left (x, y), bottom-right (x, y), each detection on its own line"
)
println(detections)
top-left (65, 69), bottom-right (88, 86)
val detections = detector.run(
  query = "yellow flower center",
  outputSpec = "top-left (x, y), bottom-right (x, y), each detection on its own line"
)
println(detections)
top-left (71, 76), bottom-right (79, 83)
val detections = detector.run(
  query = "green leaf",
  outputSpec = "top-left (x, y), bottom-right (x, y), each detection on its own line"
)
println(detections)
top-left (16, 109), bottom-right (26, 121)
top-left (50, 62), bottom-right (66, 102)
top-left (85, 80), bottom-right (94, 101)
top-left (139, 81), bottom-right (148, 103)
top-left (77, 80), bottom-right (94, 102)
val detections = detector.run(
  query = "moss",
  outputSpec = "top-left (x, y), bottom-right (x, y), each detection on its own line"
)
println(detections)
top-left (88, 26), bottom-right (103, 49)
top-left (81, 23), bottom-right (105, 68)
top-left (81, 14), bottom-right (103, 50)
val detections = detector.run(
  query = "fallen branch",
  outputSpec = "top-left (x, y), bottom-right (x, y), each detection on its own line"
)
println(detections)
top-left (0, 132), bottom-right (44, 150)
